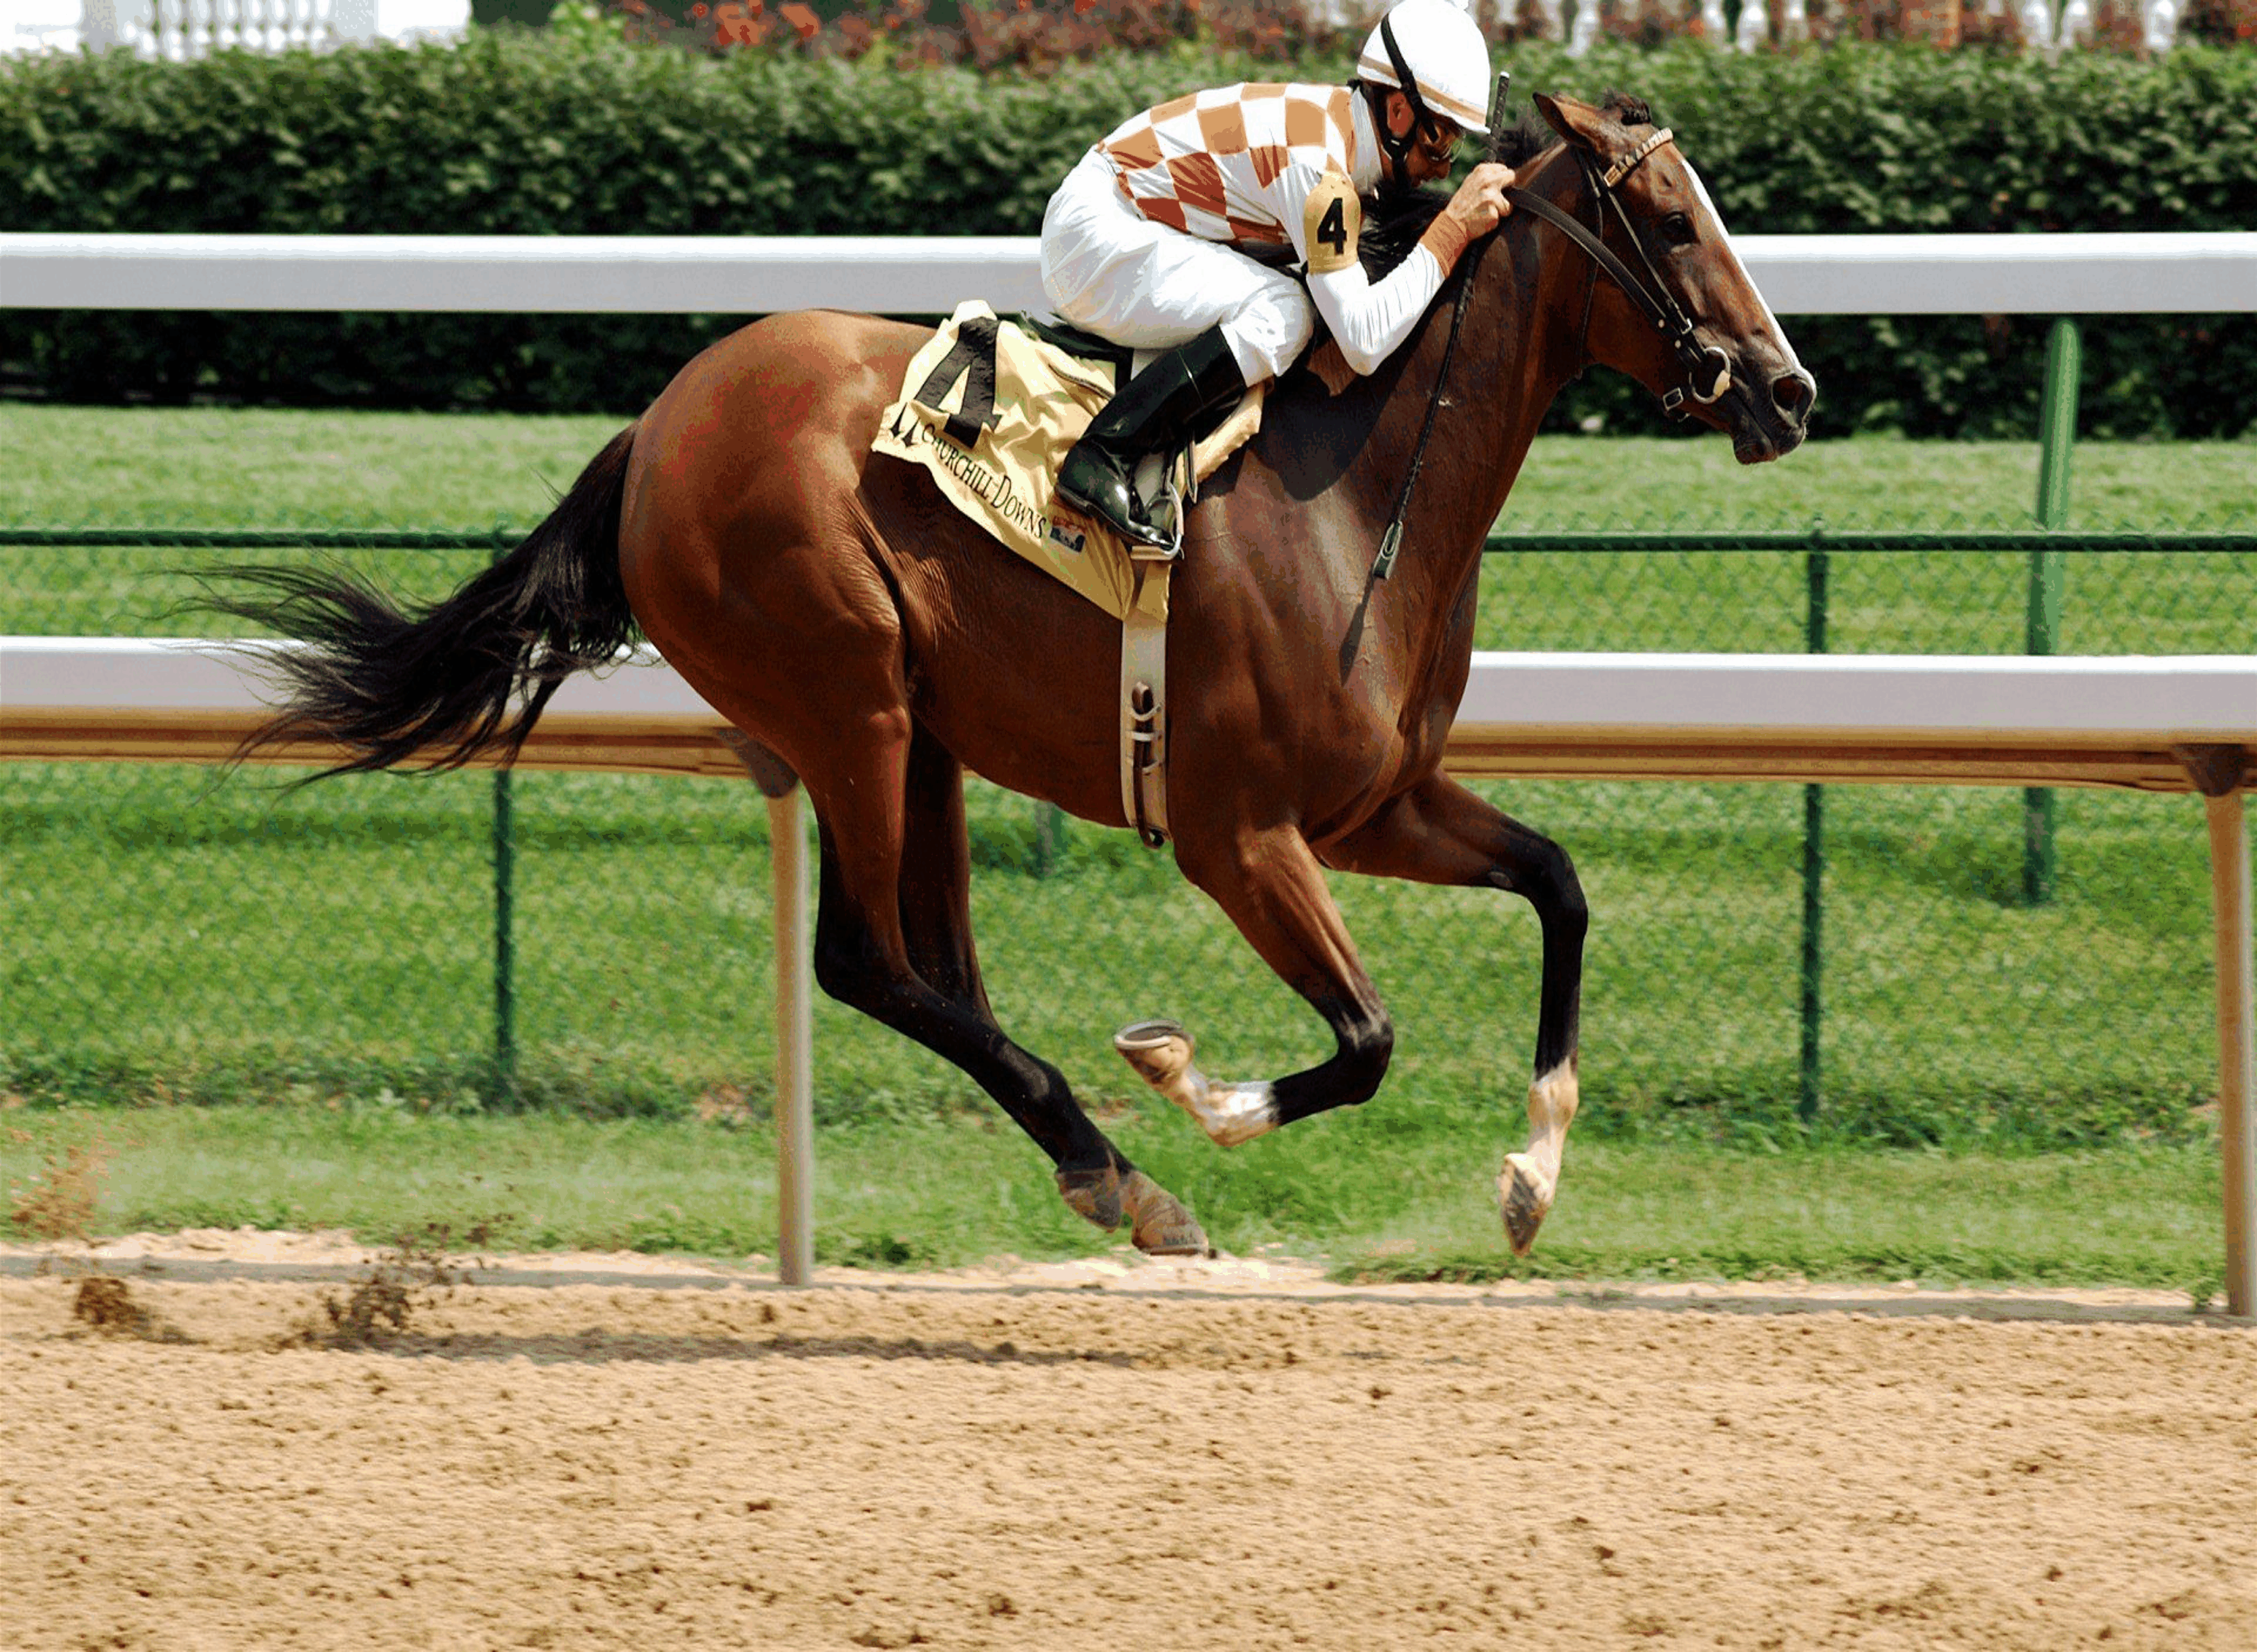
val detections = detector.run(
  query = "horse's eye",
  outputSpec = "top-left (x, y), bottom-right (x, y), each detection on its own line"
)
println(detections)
top-left (1661, 212), bottom-right (1697, 247)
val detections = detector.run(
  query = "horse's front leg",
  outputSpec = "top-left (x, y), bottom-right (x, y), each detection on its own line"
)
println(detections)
top-left (1322, 773), bottom-right (1588, 1256)
top-left (1123, 822), bottom-right (1395, 1145)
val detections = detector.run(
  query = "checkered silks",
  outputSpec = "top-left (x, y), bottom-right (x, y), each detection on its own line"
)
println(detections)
top-left (1097, 82), bottom-right (1374, 261)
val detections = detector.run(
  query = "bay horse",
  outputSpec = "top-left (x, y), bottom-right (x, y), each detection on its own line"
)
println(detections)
top-left (217, 91), bottom-right (1813, 1259)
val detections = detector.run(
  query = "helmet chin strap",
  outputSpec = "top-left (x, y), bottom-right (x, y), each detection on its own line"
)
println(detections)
top-left (1374, 14), bottom-right (1429, 180)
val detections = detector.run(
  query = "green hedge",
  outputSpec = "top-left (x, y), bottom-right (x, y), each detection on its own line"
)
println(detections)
top-left (3, 34), bottom-right (2253, 435)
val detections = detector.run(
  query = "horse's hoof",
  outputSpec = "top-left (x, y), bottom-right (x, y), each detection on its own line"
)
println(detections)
top-left (1114, 1019), bottom-right (1193, 1086)
top-left (1114, 1019), bottom-right (1279, 1147)
top-left (1498, 1152), bottom-right (1555, 1257)
top-left (1121, 1170), bottom-right (1213, 1258)
top-left (1056, 1164), bottom-right (1124, 1232)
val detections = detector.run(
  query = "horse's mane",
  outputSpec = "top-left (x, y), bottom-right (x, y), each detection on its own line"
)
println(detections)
top-left (1356, 92), bottom-right (1654, 282)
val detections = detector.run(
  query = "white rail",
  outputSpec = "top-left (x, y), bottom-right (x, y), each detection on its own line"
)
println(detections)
top-left (5, 231), bottom-right (2255, 317)
top-left (5, 636), bottom-right (2253, 1310)
top-left (7, 634), bottom-right (2253, 761)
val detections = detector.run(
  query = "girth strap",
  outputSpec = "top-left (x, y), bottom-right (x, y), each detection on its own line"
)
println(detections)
top-left (1119, 562), bottom-right (1172, 847)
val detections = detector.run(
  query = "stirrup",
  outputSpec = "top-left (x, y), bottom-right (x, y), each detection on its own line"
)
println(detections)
top-left (1127, 476), bottom-right (1184, 563)
top-left (1057, 449), bottom-right (1177, 553)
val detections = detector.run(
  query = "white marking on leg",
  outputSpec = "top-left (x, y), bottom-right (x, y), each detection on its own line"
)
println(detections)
top-left (1115, 1020), bottom-right (1278, 1146)
top-left (1518, 1058), bottom-right (1580, 1197)
top-left (1500, 1060), bottom-right (1580, 1251)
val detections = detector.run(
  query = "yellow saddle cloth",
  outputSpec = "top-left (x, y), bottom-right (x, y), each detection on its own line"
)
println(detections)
top-left (872, 300), bottom-right (1263, 625)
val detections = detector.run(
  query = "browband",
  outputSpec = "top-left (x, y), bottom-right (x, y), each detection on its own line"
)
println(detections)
top-left (1600, 127), bottom-right (1673, 189)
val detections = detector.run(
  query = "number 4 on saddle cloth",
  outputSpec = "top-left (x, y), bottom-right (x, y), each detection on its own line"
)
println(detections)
top-left (872, 300), bottom-right (1266, 630)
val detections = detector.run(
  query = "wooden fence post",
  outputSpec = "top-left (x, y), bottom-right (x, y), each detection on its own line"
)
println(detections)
top-left (768, 787), bottom-right (816, 1285)
top-left (2177, 746), bottom-right (2256, 1318)
top-left (718, 731), bottom-right (816, 1283)
top-left (2209, 786), bottom-right (2255, 1317)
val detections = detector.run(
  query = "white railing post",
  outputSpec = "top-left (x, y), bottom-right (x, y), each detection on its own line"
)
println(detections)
top-left (2142, 0), bottom-right (2178, 52)
top-left (2203, 788), bottom-right (2255, 1317)
top-left (2021, 0), bottom-right (2055, 49)
top-left (768, 786), bottom-right (816, 1286)
top-left (331, 0), bottom-right (376, 44)
top-left (1735, 0), bottom-right (1769, 50)
top-left (1567, 0), bottom-right (1602, 55)
top-left (78, 0), bottom-right (123, 48)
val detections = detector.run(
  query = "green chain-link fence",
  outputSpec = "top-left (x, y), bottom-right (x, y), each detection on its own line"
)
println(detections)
top-left (6, 519), bottom-right (2250, 1150)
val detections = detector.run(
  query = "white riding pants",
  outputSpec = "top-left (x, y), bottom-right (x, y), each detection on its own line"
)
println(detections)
top-left (1039, 150), bottom-right (1314, 385)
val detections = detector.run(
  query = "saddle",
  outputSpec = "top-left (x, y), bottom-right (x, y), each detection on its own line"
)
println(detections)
top-left (872, 301), bottom-right (1265, 847)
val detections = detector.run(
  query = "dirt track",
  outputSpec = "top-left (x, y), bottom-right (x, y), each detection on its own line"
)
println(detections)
top-left (4, 1248), bottom-right (2256, 1651)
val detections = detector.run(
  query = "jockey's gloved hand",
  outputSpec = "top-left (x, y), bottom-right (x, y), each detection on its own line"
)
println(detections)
top-left (1423, 163), bottom-right (1516, 268)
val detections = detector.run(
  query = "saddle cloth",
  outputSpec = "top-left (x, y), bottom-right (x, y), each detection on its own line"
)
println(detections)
top-left (872, 300), bottom-right (1263, 625)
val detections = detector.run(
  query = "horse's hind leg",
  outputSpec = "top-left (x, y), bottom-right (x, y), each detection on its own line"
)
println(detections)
top-left (1322, 774), bottom-right (1587, 1256)
top-left (897, 721), bottom-right (993, 1014)
top-left (813, 718), bottom-right (1208, 1256)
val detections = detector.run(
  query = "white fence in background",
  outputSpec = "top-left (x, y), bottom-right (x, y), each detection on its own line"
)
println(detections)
top-left (1, 0), bottom-right (2189, 58)
top-left (78, 0), bottom-right (372, 52)
top-left (1567, 0), bottom-right (2183, 53)
top-left (5, 230), bottom-right (2254, 317)
top-left (6, 0), bottom-right (464, 54)
top-left (10, 636), bottom-right (2253, 796)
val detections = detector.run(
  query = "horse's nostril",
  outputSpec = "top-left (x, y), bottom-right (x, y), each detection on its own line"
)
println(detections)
top-left (1772, 373), bottom-right (1812, 421)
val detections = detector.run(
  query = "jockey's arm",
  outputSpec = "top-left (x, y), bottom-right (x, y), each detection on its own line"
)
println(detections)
top-left (1287, 162), bottom-right (1514, 377)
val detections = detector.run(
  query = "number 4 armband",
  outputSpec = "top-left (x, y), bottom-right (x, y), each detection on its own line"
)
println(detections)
top-left (1301, 173), bottom-right (1362, 276)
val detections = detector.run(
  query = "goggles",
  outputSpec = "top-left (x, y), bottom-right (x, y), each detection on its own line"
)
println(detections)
top-left (1413, 118), bottom-right (1460, 168)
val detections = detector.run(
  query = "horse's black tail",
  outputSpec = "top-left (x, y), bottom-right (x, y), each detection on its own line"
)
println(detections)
top-left (209, 422), bottom-right (641, 780)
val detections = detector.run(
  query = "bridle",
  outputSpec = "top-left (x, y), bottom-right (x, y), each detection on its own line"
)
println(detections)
top-left (1371, 119), bottom-right (1747, 582)
top-left (1505, 128), bottom-right (1736, 419)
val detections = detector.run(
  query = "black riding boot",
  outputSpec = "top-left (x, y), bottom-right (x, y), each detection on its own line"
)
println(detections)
top-left (1055, 325), bottom-right (1246, 549)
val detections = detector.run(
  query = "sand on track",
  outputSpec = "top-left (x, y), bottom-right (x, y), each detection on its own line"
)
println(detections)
top-left (4, 1252), bottom-right (2255, 1652)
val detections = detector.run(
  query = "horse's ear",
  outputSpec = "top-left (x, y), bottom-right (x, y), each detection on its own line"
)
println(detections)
top-left (1533, 92), bottom-right (1606, 154)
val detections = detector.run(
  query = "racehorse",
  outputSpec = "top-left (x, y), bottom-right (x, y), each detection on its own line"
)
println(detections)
top-left (215, 91), bottom-right (1813, 1259)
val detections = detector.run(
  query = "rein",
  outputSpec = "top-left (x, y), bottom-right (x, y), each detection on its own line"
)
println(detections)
top-left (1370, 123), bottom-right (1737, 583)
top-left (1370, 224), bottom-right (1487, 582)
top-left (1370, 69), bottom-right (1515, 584)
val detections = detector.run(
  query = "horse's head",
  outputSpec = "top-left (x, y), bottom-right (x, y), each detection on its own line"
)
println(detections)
top-left (1530, 92), bottom-right (1815, 464)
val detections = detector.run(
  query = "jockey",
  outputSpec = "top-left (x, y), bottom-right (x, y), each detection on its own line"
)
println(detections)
top-left (1041, 0), bottom-right (1515, 549)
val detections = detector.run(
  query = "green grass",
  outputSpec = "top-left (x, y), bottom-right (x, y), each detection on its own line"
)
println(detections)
top-left (4, 406), bottom-right (2252, 650)
top-left (0, 1103), bottom-right (2228, 1292)
top-left (1, 760), bottom-right (2227, 1145)
top-left (0, 405), bottom-right (634, 534)
top-left (3, 405), bottom-right (2252, 537)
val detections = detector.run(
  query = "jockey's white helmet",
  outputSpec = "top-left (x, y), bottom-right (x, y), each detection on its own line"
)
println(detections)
top-left (1358, 0), bottom-right (1492, 138)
